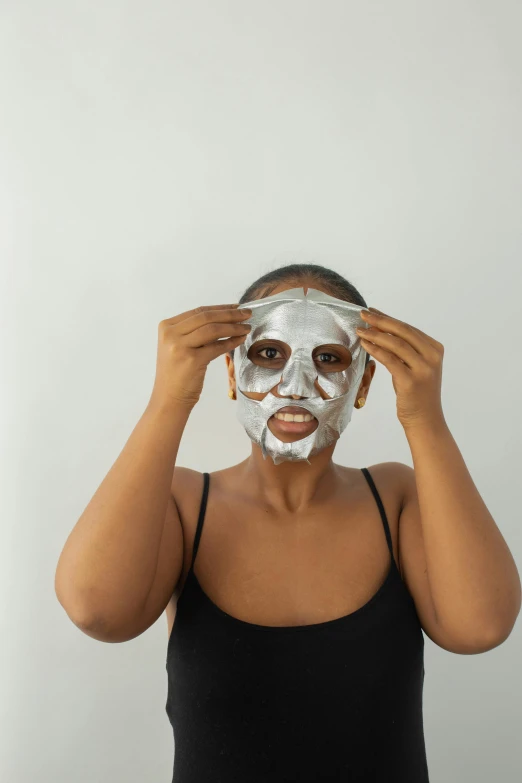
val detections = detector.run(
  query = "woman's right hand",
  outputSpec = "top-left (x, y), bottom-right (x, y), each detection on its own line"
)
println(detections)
top-left (148, 303), bottom-right (252, 411)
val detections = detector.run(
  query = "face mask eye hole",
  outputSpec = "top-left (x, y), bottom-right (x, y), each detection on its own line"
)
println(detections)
top-left (314, 345), bottom-right (352, 372)
top-left (247, 340), bottom-right (289, 366)
top-left (316, 352), bottom-right (339, 364)
top-left (259, 347), bottom-right (281, 360)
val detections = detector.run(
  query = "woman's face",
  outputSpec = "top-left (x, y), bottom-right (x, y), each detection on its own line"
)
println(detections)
top-left (226, 280), bottom-right (375, 461)
top-left (237, 281), bottom-right (348, 443)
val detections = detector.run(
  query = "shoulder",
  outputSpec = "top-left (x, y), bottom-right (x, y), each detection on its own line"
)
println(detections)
top-left (171, 462), bottom-right (413, 499)
top-left (362, 462), bottom-right (418, 551)
top-left (360, 461), bottom-right (413, 510)
top-left (170, 467), bottom-right (206, 530)
top-left (336, 461), bottom-right (412, 570)
top-left (169, 462), bottom-right (415, 536)
top-left (171, 465), bottom-right (205, 497)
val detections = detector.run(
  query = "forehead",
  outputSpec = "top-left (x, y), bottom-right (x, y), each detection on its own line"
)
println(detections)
top-left (251, 301), bottom-right (350, 344)
top-left (244, 287), bottom-right (363, 348)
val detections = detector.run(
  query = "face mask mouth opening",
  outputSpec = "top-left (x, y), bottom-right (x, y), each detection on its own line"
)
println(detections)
top-left (269, 406), bottom-right (317, 422)
top-left (268, 411), bottom-right (319, 442)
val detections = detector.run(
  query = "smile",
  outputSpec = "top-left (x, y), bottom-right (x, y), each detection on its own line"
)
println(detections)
top-left (273, 412), bottom-right (314, 422)
top-left (268, 405), bottom-right (318, 435)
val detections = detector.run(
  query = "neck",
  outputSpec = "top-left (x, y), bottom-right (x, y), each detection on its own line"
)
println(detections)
top-left (236, 441), bottom-right (341, 514)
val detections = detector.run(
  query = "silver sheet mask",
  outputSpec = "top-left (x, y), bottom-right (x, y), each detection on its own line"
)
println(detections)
top-left (232, 287), bottom-right (370, 465)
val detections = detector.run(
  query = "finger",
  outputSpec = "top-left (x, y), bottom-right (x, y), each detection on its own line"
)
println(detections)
top-left (175, 306), bottom-right (252, 335)
top-left (363, 310), bottom-right (439, 358)
top-left (199, 332), bottom-right (249, 361)
top-left (184, 320), bottom-right (252, 348)
top-left (360, 337), bottom-right (411, 378)
top-left (368, 307), bottom-right (443, 352)
top-left (360, 329), bottom-right (422, 370)
top-left (162, 303), bottom-right (245, 327)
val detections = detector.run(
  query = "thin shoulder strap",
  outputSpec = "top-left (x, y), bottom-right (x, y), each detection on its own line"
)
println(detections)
top-left (190, 472), bottom-right (210, 571)
top-left (360, 467), bottom-right (394, 558)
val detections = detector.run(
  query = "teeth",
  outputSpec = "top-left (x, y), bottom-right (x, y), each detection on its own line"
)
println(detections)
top-left (274, 412), bottom-right (314, 422)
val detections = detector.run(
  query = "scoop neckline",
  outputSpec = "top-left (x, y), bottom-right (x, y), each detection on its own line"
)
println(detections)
top-left (187, 555), bottom-right (397, 633)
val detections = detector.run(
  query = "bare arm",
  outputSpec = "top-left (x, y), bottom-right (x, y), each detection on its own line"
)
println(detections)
top-left (54, 303), bottom-right (251, 642)
top-left (402, 422), bottom-right (521, 646)
top-left (54, 400), bottom-right (190, 638)
top-left (358, 306), bottom-right (521, 650)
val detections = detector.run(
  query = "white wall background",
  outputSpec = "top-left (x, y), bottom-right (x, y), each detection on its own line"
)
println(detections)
top-left (1, 1), bottom-right (521, 780)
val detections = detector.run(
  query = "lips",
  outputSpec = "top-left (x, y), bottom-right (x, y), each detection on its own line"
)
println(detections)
top-left (270, 405), bottom-right (317, 428)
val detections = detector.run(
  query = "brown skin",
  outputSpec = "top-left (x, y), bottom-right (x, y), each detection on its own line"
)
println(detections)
top-left (166, 459), bottom-right (406, 634)
top-left (164, 278), bottom-right (409, 635)
top-left (164, 283), bottom-right (409, 638)
top-left (165, 277), bottom-right (521, 652)
top-left (55, 272), bottom-right (518, 649)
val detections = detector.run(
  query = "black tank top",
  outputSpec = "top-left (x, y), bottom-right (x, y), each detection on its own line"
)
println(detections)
top-left (166, 469), bottom-right (429, 782)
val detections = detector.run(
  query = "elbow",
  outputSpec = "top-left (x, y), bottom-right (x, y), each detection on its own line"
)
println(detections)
top-left (477, 575), bottom-right (522, 651)
top-left (476, 595), bottom-right (522, 651)
top-left (55, 576), bottom-right (143, 643)
top-left (55, 589), bottom-right (125, 642)
top-left (489, 600), bottom-right (522, 649)
top-left (55, 583), bottom-right (98, 631)
top-left (428, 602), bottom-right (521, 654)
top-left (54, 568), bottom-right (102, 631)
top-left (484, 623), bottom-right (515, 652)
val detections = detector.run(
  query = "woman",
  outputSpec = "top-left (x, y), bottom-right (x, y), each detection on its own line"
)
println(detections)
top-left (55, 262), bottom-right (521, 782)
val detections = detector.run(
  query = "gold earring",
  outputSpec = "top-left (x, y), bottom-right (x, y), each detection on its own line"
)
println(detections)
top-left (228, 389), bottom-right (236, 400)
top-left (357, 397), bottom-right (366, 408)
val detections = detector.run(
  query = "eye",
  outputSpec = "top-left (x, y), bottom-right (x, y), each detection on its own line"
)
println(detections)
top-left (249, 342), bottom-right (350, 370)
top-left (257, 346), bottom-right (284, 360)
top-left (316, 352), bottom-right (340, 364)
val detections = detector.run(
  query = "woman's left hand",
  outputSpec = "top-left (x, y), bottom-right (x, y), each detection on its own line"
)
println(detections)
top-left (356, 307), bottom-right (445, 430)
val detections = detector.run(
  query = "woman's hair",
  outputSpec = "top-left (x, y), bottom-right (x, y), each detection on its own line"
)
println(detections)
top-left (228, 262), bottom-right (371, 369)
